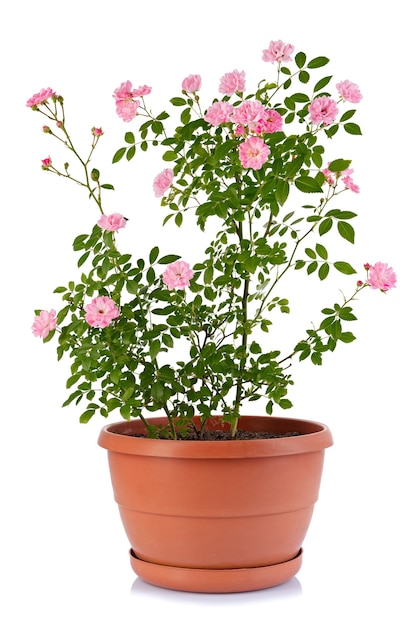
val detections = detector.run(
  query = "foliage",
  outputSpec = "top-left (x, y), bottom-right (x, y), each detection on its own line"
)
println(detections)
top-left (28, 40), bottom-right (395, 438)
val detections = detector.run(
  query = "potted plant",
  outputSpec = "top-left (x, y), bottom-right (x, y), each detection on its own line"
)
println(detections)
top-left (28, 38), bottom-right (396, 593)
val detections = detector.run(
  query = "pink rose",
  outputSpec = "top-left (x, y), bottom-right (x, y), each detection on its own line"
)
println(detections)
top-left (115, 99), bottom-right (138, 123)
top-left (97, 213), bottom-right (127, 232)
top-left (26, 88), bottom-right (56, 107)
top-left (136, 85), bottom-right (152, 97)
top-left (367, 263), bottom-right (397, 292)
top-left (260, 109), bottom-right (283, 134)
top-left (153, 168), bottom-right (174, 197)
top-left (41, 157), bottom-right (52, 169)
top-left (262, 40), bottom-right (294, 64)
top-left (162, 261), bottom-right (194, 290)
top-left (232, 100), bottom-right (266, 131)
top-left (32, 309), bottom-right (57, 338)
top-left (322, 167), bottom-right (335, 185)
top-left (92, 127), bottom-right (104, 137)
top-left (308, 97), bottom-right (339, 126)
top-left (182, 74), bottom-right (202, 93)
top-left (84, 296), bottom-right (120, 328)
top-left (238, 136), bottom-right (270, 170)
top-left (342, 175), bottom-right (360, 193)
top-left (336, 80), bottom-right (363, 104)
top-left (219, 70), bottom-right (246, 96)
top-left (113, 81), bottom-right (152, 122)
top-left (204, 101), bottom-right (233, 126)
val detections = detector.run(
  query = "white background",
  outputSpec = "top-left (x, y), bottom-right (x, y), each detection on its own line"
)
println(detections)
top-left (1, 1), bottom-right (415, 624)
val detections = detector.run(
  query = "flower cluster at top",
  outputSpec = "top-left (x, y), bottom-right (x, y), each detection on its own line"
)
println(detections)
top-left (28, 38), bottom-right (395, 344)
top-left (111, 40), bottom-right (363, 179)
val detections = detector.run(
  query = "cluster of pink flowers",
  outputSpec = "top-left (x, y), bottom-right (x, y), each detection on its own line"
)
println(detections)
top-left (113, 80), bottom-right (152, 123)
top-left (112, 38), bottom-right (362, 180)
top-left (322, 164), bottom-right (360, 194)
top-left (308, 81), bottom-right (362, 127)
top-left (29, 40), bottom-right (397, 356)
top-left (204, 97), bottom-right (283, 171)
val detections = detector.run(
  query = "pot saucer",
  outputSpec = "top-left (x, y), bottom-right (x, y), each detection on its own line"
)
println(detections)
top-left (130, 548), bottom-right (302, 593)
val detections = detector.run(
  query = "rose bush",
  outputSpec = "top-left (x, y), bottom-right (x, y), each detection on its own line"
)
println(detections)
top-left (28, 39), bottom-right (396, 439)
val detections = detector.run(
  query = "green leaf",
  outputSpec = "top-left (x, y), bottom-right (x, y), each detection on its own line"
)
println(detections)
top-left (126, 280), bottom-right (138, 294)
top-left (149, 339), bottom-right (161, 360)
top-left (66, 373), bottom-right (81, 388)
top-left (275, 179), bottom-right (290, 206)
top-left (77, 251), bottom-right (90, 267)
top-left (313, 76), bottom-right (332, 92)
top-left (318, 263), bottom-right (330, 280)
top-left (316, 244), bottom-right (328, 259)
top-left (337, 221), bottom-right (355, 244)
top-left (79, 409), bottom-right (95, 424)
top-left (151, 382), bottom-right (165, 401)
top-left (340, 332), bottom-right (356, 343)
top-left (291, 92), bottom-right (310, 103)
top-left (295, 176), bottom-right (323, 193)
top-left (112, 147), bottom-right (126, 163)
top-left (344, 122), bottom-right (362, 135)
top-left (298, 71), bottom-right (310, 84)
top-left (319, 218), bottom-right (333, 236)
top-left (120, 404), bottom-right (131, 420)
top-left (163, 150), bottom-right (178, 161)
top-left (328, 158), bottom-right (351, 173)
top-left (125, 131), bottom-right (135, 144)
top-left (158, 254), bottom-right (181, 264)
top-left (285, 156), bottom-right (304, 178)
top-left (170, 97), bottom-right (187, 106)
top-left (340, 110), bottom-right (356, 122)
top-left (295, 51), bottom-right (306, 68)
top-left (307, 56), bottom-right (330, 68)
top-left (149, 246), bottom-right (159, 264)
top-left (126, 145), bottom-right (136, 161)
top-left (181, 108), bottom-right (191, 124)
top-left (334, 261), bottom-right (356, 275)
top-left (151, 121), bottom-right (164, 135)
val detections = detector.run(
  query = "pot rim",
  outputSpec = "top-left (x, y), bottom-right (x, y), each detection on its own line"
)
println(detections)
top-left (97, 415), bottom-right (333, 458)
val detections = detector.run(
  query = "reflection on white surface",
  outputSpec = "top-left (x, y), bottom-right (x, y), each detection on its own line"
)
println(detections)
top-left (130, 574), bottom-right (303, 604)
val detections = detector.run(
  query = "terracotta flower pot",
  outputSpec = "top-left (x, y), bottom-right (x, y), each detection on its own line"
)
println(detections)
top-left (98, 415), bottom-right (333, 593)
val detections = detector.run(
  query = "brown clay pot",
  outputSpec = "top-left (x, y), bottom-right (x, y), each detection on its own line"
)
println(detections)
top-left (98, 415), bottom-right (333, 593)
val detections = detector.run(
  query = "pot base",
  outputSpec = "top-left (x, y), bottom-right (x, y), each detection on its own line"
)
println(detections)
top-left (130, 547), bottom-right (303, 593)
